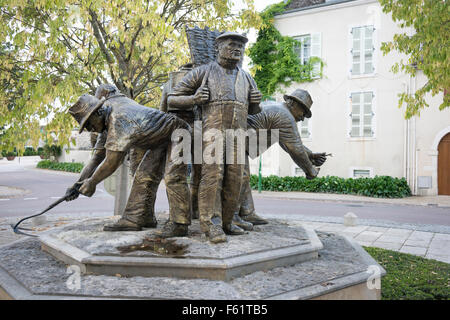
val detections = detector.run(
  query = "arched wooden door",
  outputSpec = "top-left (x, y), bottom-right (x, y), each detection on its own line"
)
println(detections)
top-left (438, 133), bottom-right (450, 195)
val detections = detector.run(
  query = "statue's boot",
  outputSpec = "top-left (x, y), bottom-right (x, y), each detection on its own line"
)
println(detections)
top-left (241, 213), bottom-right (268, 225)
top-left (103, 218), bottom-right (142, 231)
top-left (156, 220), bottom-right (188, 238)
top-left (142, 215), bottom-right (158, 228)
top-left (206, 225), bottom-right (227, 244)
top-left (232, 213), bottom-right (253, 231)
top-left (223, 223), bottom-right (245, 235)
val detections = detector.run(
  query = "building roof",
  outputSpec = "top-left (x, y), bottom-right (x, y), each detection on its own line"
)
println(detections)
top-left (278, 0), bottom-right (357, 15)
top-left (284, 0), bottom-right (326, 11)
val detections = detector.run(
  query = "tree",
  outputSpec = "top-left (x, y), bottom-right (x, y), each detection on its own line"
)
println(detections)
top-left (0, 0), bottom-right (261, 152)
top-left (248, 0), bottom-right (322, 99)
top-left (379, 0), bottom-right (449, 118)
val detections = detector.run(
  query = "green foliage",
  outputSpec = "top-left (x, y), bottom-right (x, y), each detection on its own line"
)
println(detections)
top-left (42, 144), bottom-right (61, 159)
top-left (365, 247), bottom-right (450, 300)
top-left (379, 0), bottom-right (449, 118)
top-left (23, 147), bottom-right (38, 156)
top-left (37, 160), bottom-right (84, 173)
top-left (248, 0), bottom-right (322, 98)
top-left (0, 0), bottom-right (261, 151)
top-left (2, 150), bottom-right (17, 157)
top-left (249, 175), bottom-right (411, 198)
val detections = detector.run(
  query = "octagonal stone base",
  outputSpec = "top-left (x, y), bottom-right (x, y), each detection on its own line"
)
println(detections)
top-left (0, 226), bottom-right (385, 299)
top-left (39, 218), bottom-right (323, 281)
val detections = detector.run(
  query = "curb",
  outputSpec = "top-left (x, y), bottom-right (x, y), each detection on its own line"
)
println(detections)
top-left (252, 191), bottom-right (450, 209)
top-left (30, 168), bottom-right (80, 176)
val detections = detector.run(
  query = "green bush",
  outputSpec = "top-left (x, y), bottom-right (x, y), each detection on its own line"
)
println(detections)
top-left (42, 144), bottom-right (62, 159)
top-left (37, 160), bottom-right (84, 173)
top-left (365, 247), bottom-right (450, 300)
top-left (23, 147), bottom-right (38, 156)
top-left (2, 150), bottom-right (17, 157)
top-left (250, 175), bottom-right (411, 198)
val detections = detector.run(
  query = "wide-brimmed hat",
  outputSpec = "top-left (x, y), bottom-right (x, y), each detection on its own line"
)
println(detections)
top-left (216, 31), bottom-right (248, 44)
top-left (68, 94), bottom-right (105, 133)
top-left (95, 83), bottom-right (120, 99)
top-left (283, 89), bottom-right (313, 118)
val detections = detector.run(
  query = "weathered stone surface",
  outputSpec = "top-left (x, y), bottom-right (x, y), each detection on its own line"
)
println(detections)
top-left (49, 218), bottom-right (311, 259)
top-left (39, 218), bottom-right (322, 281)
top-left (228, 233), bottom-right (369, 299)
top-left (0, 229), bottom-right (382, 300)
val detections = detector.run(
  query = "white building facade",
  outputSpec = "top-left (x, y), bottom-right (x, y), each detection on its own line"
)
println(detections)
top-left (249, 0), bottom-right (450, 195)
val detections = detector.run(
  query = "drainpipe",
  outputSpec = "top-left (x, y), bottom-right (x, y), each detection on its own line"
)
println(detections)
top-left (412, 75), bottom-right (418, 195)
top-left (403, 81), bottom-right (408, 180)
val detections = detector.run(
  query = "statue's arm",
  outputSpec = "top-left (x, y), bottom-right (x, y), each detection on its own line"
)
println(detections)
top-left (78, 149), bottom-right (106, 182)
top-left (167, 94), bottom-right (199, 109)
top-left (65, 148), bottom-right (106, 201)
top-left (283, 114), bottom-right (327, 167)
top-left (167, 67), bottom-right (207, 109)
top-left (302, 142), bottom-right (327, 167)
top-left (160, 83), bottom-right (170, 112)
top-left (89, 150), bottom-right (126, 186)
top-left (78, 150), bottom-right (126, 197)
top-left (280, 141), bottom-right (318, 179)
top-left (278, 124), bottom-right (318, 179)
top-left (246, 72), bottom-right (262, 115)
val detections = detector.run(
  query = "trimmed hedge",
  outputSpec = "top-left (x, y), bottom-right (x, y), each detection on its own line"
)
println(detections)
top-left (23, 147), bottom-right (39, 156)
top-left (37, 160), bottom-right (84, 173)
top-left (250, 175), bottom-right (411, 198)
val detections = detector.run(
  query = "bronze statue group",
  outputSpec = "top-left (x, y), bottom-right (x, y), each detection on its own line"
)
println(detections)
top-left (67, 31), bottom-right (327, 244)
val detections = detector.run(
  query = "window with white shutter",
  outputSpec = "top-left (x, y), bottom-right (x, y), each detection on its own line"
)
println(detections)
top-left (353, 169), bottom-right (371, 178)
top-left (310, 33), bottom-right (322, 78)
top-left (293, 33), bottom-right (322, 78)
top-left (351, 26), bottom-right (375, 76)
top-left (298, 118), bottom-right (311, 139)
top-left (350, 91), bottom-right (375, 138)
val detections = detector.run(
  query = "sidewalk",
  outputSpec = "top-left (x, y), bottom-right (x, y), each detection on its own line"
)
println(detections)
top-left (253, 190), bottom-right (450, 208)
top-left (295, 220), bottom-right (450, 264)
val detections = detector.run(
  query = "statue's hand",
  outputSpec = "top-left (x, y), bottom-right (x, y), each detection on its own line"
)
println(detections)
top-left (306, 167), bottom-right (320, 180)
top-left (65, 186), bottom-right (80, 201)
top-left (193, 86), bottom-right (209, 105)
top-left (310, 152), bottom-right (327, 167)
top-left (79, 179), bottom-right (96, 197)
top-left (249, 89), bottom-right (262, 105)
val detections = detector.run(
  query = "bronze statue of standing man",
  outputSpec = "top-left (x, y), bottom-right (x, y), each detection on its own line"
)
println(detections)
top-left (167, 32), bottom-right (262, 243)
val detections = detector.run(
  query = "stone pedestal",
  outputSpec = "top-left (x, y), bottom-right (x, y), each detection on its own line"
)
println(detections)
top-left (40, 218), bottom-right (322, 281)
top-left (0, 217), bottom-right (385, 300)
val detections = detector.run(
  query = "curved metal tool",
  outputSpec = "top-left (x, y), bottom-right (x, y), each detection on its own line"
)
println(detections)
top-left (11, 182), bottom-right (82, 237)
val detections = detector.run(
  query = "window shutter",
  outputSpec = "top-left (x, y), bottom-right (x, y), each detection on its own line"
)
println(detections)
top-left (350, 91), bottom-right (375, 137)
top-left (311, 33), bottom-right (321, 78)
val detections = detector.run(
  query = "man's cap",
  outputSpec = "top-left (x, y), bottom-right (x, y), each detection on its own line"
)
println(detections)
top-left (216, 31), bottom-right (248, 44)
top-left (68, 94), bottom-right (105, 133)
top-left (283, 89), bottom-right (313, 118)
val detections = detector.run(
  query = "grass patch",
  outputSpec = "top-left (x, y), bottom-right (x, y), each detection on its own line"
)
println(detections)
top-left (37, 160), bottom-right (84, 173)
top-left (364, 246), bottom-right (449, 300)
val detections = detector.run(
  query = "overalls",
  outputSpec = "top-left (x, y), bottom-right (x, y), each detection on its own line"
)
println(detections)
top-left (197, 62), bottom-right (251, 232)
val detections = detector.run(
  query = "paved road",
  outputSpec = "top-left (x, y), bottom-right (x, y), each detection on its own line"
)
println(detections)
top-left (251, 195), bottom-right (450, 226)
top-left (0, 168), bottom-right (114, 217)
top-left (0, 166), bottom-right (449, 228)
